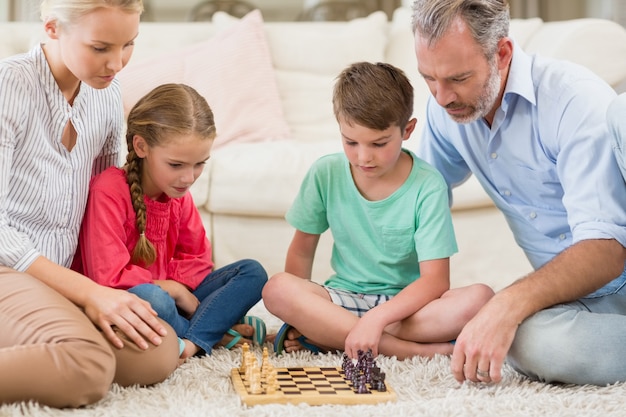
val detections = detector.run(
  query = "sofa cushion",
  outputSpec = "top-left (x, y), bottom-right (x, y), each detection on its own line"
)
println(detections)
top-left (0, 24), bottom-right (46, 60)
top-left (273, 70), bottom-right (338, 143)
top-left (117, 9), bottom-right (291, 153)
top-left (386, 7), bottom-right (430, 134)
top-left (263, 12), bottom-right (389, 75)
top-left (524, 18), bottom-right (626, 88)
top-left (206, 139), bottom-right (341, 216)
top-left (129, 23), bottom-right (216, 63)
top-left (213, 11), bottom-right (389, 143)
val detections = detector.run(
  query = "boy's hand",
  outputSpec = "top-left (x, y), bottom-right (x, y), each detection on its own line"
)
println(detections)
top-left (344, 312), bottom-right (385, 358)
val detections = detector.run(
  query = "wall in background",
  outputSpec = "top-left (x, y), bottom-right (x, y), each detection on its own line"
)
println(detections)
top-left (0, 0), bottom-right (305, 21)
top-left (147, 0), bottom-right (305, 21)
top-left (2, 0), bottom-right (626, 23)
top-left (509, 0), bottom-right (626, 23)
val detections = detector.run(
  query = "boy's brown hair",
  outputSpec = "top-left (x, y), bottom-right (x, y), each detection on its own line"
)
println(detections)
top-left (332, 62), bottom-right (414, 132)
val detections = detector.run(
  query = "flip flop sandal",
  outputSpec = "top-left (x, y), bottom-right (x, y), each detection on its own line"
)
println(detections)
top-left (223, 316), bottom-right (267, 350)
top-left (273, 322), bottom-right (321, 355)
top-left (239, 315), bottom-right (267, 346)
top-left (224, 328), bottom-right (243, 350)
top-left (177, 337), bottom-right (186, 356)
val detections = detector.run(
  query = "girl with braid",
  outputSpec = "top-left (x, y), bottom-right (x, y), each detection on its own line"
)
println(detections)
top-left (73, 83), bottom-right (268, 360)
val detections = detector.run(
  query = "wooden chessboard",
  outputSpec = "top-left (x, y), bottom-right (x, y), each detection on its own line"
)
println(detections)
top-left (230, 366), bottom-right (396, 406)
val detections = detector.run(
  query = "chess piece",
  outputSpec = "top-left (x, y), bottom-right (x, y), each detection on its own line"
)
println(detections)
top-left (356, 375), bottom-right (370, 394)
top-left (250, 367), bottom-right (263, 394)
top-left (261, 347), bottom-right (270, 376)
top-left (344, 363), bottom-right (354, 380)
top-left (374, 371), bottom-right (386, 392)
top-left (265, 368), bottom-right (278, 394)
top-left (239, 343), bottom-right (250, 373)
top-left (245, 352), bottom-right (257, 381)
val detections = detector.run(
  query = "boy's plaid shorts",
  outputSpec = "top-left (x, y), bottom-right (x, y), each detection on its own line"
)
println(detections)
top-left (323, 286), bottom-right (393, 317)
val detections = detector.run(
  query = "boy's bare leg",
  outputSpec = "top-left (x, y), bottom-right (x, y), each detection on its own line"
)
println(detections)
top-left (263, 273), bottom-right (493, 359)
top-left (385, 284), bottom-right (495, 341)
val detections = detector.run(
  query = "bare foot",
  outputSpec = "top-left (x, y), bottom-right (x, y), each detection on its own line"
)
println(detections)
top-left (282, 327), bottom-right (306, 353)
top-left (215, 323), bottom-right (254, 349)
top-left (280, 327), bottom-right (330, 354)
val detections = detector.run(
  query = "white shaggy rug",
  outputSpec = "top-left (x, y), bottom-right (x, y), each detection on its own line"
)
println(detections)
top-left (2, 302), bottom-right (626, 417)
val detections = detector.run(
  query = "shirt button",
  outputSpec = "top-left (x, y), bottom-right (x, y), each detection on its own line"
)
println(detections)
top-left (490, 152), bottom-right (498, 159)
top-left (529, 212), bottom-right (537, 219)
top-left (503, 190), bottom-right (511, 196)
top-left (559, 234), bottom-right (566, 240)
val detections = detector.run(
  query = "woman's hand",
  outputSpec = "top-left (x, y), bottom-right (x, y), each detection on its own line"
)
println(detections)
top-left (83, 285), bottom-right (168, 350)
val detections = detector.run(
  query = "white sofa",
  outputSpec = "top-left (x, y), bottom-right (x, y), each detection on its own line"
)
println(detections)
top-left (4, 8), bottom-right (626, 292)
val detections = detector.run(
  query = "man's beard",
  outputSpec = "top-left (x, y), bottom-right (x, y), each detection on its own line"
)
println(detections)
top-left (447, 61), bottom-right (501, 124)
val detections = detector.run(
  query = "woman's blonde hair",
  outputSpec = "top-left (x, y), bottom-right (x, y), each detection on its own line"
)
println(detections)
top-left (40, 0), bottom-right (143, 25)
top-left (124, 83), bottom-right (216, 266)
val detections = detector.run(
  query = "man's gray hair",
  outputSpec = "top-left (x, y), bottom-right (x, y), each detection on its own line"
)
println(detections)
top-left (411, 0), bottom-right (510, 59)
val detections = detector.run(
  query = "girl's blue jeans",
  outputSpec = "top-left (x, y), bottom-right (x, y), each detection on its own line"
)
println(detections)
top-left (128, 259), bottom-right (267, 355)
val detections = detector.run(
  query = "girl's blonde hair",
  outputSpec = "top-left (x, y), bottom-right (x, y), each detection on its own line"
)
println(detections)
top-left (124, 83), bottom-right (216, 266)
top-left (40, 0), bottom-right (143, 25)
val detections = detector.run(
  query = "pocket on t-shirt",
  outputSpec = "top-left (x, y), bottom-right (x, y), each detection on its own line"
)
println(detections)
top-left (381, 227), bottom-right (415, 256)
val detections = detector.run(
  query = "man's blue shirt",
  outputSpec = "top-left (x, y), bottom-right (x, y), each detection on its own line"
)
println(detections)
top-left (418, 43), bottom-right (626, 297)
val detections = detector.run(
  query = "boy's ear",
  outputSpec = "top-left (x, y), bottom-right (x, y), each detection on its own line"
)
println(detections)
top-left (133, 135), bottom-right (148, 157)
top-left (402, 118), bottom-right (418, 140)
top-left (44, 19), bottom-right (60, 40)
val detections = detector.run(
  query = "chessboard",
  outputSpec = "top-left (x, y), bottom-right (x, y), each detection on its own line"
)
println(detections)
top-left (230, 366), bottom-right (396, 406)
top-left (230, 345), bottom-right (396, 406)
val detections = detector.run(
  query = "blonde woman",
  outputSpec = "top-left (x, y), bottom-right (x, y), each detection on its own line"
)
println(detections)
top-left (0, 0), bottom-right (179, 407)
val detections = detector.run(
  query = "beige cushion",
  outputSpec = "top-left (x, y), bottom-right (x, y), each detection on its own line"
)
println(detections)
top-left (206, 139), bottom-right (341, 216)
top-left (524, 18), bottom-right (626, 88)
top-left (213, 11), bottom-right (389, 143)
top-left (116, 9), bottom-right (291, 152)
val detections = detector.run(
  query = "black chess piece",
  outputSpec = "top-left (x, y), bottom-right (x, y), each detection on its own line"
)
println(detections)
top-left (356, 375), bottom-right (370, 394)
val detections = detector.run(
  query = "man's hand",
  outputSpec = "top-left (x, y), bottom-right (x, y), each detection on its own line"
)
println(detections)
top-left (450, 292), bottom-right (519, 384)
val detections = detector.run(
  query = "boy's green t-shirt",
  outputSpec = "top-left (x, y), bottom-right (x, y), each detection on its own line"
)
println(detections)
top-left (286, 150), bottom-right (458, 296)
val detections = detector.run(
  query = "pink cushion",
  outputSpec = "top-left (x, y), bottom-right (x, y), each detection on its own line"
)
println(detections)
top-left (117, 10), bottom-right (291, 150)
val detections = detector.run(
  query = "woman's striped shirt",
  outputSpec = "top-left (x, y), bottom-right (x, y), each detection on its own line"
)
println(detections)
top-left (0, 44), bottom-right (124, 270)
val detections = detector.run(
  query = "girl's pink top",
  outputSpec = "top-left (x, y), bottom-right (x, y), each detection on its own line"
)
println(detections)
top-left (73, 167), bottom-right (214, 290)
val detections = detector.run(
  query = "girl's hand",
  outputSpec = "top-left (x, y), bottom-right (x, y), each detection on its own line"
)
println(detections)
top-left (83, 285), bottom-right (168, 350)
top-left (154, 280), bottom-right (200, 318)
top-left (344, 312), bottom-right (385, 359)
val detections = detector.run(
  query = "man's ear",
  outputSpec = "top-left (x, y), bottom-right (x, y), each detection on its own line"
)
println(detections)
top-left (44, 19), bottom-right (61, 40)
top-left (402, 118), bottom-right (418, 140)
top-left (133, 135), bottom-right (148, 157)
top-left (497, 37), bottom-right (514, 71)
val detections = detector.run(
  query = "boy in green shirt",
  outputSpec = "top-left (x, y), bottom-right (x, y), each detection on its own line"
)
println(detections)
top-left (263, 62), bottom-right (494, 359)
